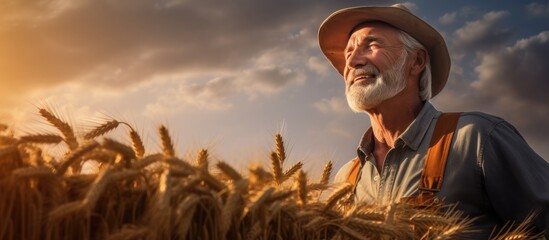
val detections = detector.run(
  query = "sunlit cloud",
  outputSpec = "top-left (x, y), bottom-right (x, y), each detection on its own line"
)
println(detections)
top-left (526, 2), bottom-right (549, 17)
top-left (313, 97), bottom-right (349, 115)
top-left (438, 12), bottom-right (457, 25)
top-left (307, 56), bottom-right (332, 76)
top-left (453, 11), bottom-right (511, 52)
top-left (0, 0), bottom-right (547, 164)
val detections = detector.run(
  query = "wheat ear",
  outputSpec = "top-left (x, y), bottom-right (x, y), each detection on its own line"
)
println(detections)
top-left (158, 125), bottom-right (175, 157)
top-left (347, 218), bottom-right (402, 238)
top-left (282, 161), bottom-right (303, 181)
top-left (84, 120), bottom-right (120, 140)
top-left (216, 161), bottom-right (242, 181)
top-left (325, 183), bottom-right (353, 210)
top-left (296, 170), bottom-right (307, 206)
top-left (247, 187), bottom-right (275, 213)
top-left (38, 108), bottom-right (78, 150)
top-left (13, 166), bottom-right (54, 178)
top-left (57, 141), bottom-right (100, 175)
top-left (128, 129), bottom-right (145, 157)
top-left (132, 153), bottom-right (164, 169)
top-left (270, 151), bottom-right (282, 184)
top-left (320, 161), bottom-right (333, 185)
top-left (196, 148), bottom-right (208, 170)
top-left (19, 134), bottom-right (64, 144)
top-left (275, 133), bottom-right (286, 165)
top-left (102, 138), bottom-right (136, 161)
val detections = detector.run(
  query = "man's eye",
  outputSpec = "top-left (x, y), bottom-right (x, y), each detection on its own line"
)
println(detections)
top-left (344, 50), bottom-right (353, 59)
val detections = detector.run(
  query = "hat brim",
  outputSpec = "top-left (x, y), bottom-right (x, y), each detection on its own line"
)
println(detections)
top-left (318, 6), bottom-right (450, 97)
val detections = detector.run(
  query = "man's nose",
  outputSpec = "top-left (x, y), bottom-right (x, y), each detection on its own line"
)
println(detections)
top-left (346, 48), bottom-right (367, 69)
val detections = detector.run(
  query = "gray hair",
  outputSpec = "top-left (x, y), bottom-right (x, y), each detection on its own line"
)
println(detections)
top-left (398, 30), bottom-right (432, 101)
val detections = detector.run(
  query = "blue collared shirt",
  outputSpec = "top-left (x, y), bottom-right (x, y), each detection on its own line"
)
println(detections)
top-left (334, 102), bottom-right (549, 238)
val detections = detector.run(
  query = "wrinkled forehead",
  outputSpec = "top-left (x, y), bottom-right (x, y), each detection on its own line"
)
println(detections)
top-left (349, 21), bottom-right (401, 38)
top-left (347, 21), bottom-right (402, 46)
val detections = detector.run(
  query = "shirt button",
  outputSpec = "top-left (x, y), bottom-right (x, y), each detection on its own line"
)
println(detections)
top-left (373, 176), bottom-right (380, 181)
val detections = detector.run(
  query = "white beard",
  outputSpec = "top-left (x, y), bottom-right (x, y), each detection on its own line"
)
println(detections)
top-left (345, 51), bottom-right (408, 112)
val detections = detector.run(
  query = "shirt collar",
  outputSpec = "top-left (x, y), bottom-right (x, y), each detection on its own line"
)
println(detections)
top-left (357, 101), bottom-right (440, 159)
top-left (399, 101), bottom-right (439, 151)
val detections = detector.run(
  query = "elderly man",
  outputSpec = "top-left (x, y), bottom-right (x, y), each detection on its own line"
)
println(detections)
top-left (319, 4), bottom-right (549, 238)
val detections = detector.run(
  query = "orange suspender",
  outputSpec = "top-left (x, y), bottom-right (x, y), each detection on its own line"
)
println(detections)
top-left (345, 157), bottom-right (361, 186)
top-left (420, 112), bottom-right (461, 192)
top-left (346, 112), bottom-right (462, 204)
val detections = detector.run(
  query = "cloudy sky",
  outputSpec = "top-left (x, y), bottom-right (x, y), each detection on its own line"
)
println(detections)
top-left (1, 0), bottom-right (548, 174)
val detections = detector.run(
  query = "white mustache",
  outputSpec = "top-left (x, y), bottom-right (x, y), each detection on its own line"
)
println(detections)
top-left (347, 65), bottom-right (380, 84)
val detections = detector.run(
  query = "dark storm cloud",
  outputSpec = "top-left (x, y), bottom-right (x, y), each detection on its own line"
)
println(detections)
top-left (437, 31), bottom-right (549, 151)
top-left (472, 31), bottom-right (549, 134)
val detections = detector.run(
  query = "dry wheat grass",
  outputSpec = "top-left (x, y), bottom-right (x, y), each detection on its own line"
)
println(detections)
top-left (0, 108), bottom-right (542, 240)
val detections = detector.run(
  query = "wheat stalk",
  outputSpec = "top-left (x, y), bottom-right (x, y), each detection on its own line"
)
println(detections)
top-left (220, 181), bottom-right (247, 237)
top-left (2, 109), bottom-right (525, 239)
top-left (80, 168), bottom-right (115, 213)
top-left (175, 195), bottom-right (200, 238)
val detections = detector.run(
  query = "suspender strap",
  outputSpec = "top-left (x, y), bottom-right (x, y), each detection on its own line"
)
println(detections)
top-left (346, 157), bottom-right (361, 186)
top-left (346, 112), bottom-right (462, 205)
top-left (419, 112), bottom-right (461, 192)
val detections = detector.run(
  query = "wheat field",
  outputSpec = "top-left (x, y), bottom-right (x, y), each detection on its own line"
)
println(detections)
top-left (0, 108), bottom-right (540, 240)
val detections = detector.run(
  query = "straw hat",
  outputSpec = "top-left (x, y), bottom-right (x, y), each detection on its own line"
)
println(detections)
top-left (318, 4), bottom-right (450, 97)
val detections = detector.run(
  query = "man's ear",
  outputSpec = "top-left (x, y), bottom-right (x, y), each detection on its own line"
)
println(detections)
top-left (411, 49), bottom-right (427, 75)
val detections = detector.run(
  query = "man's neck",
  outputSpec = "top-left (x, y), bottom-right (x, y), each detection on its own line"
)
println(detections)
top-left (367, 101), bottom-right (423, 148)
top-left (366, 96), bottom-right (423, 171)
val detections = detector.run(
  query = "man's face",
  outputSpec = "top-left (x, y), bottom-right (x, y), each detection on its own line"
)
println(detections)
top-left (343, 22), bottom-right (408, 112)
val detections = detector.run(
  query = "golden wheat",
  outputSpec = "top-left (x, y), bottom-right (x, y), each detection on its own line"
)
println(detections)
top-left (270, 151), bottom-right (283, 185)
top-left (0, 109), bottom-right (540, 240)
top-left (84, 120), bottom-right (120, 140)
top-left (19, 134), bottom-right (64, 144)
top-left (282, 161), bottom-right (303, 181)
top-left (216, 160), bottom-right (243, 181)
top-left (38, 108), bottom-right (78, 150)
top-left (56, 141), bottom-right (100, 176)
top-left (275, 133), bottom-right (286, 165)
top-left (158, 125), bottom-right (174, 158)
top-left (128, 129), bottom-right (145, 158)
